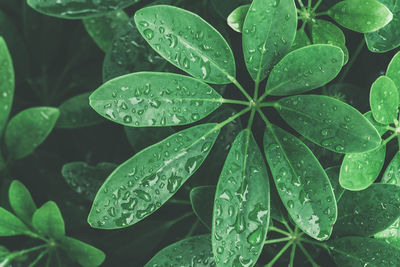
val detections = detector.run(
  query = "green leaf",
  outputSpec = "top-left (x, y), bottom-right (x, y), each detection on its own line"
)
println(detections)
top-left (375, 218), bottom-right (400, 249)
top-left (242, 0), bottom-right (297, 82)
top-left (263, 124), bottom-right (336, 240)
top-left (88, 123), bottom-right (220, 229)
top-left (59, 236), bottom-right (105, 267)
top-left (0, 207), bottom-right (29, 236)
top-left (212, 130), bottom-right (270, 266)
top-left (5, 107), bottom-right (60, 160)
top-left (190, 185), bottom-right (215, 230)
top-left (370, 76), bottom-right (399, 124)
top-left (125, 126), bottom-right (175, 153)
top-left (335, 184), bottom-right (400, 236)
top-left (32, 201), bottom-right (65, 239)
top-left (90, 72), bottom-right (222, 127)
top-left (145, 235), bottom-right (214, 266)
top-left (289, 29), bottom-right (311, 51)
top-left (386, 50), bottom-right (400, 101)
top-left (365, 0), bottom-right (400, 52)
top-left (212, 0), bottom-right (251, 19)
top-left (227, 4), bottom-right (249, 33)
top-left (9, 180), bottom-right (37, 225)
top-left (364, 111), bottom-right (388, 136)
top-left (277, 95), bottom-right (381, 153)
top-left (325, 166), bottom-right (345, 201)
top-left (382, 152), bottom-right (400, 184)
top-left (311, 19), bottom-right (349, 64)
top-left (134, 5), bottom-right (236, 84)
top-left (0, 37), bottom-right (14, 135)
top-left (329, 236), bottom-right (400, 266)
top-left (83, 10), bottom-right (129, 52)
top-left (266, 45), bottom-right (344, 96)
top-left (328, 0), bottom-right (393, 33)
top-left (57, 92), bottom-right (104, 129)
top-left (27, 0), bottom-right (141, 19)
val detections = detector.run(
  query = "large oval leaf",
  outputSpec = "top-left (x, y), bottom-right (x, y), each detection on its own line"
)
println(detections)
top-left (212, 130), bottom-right (270, 266)
top-left (134, 5), bottom-right (236, 84)
top-left (276, 95), bottom-right (381, 153)
top-left (264, 124), bottom-right (336, 240)
top-left (190, 185), bottom-right (215, 230)
top-left (0, 207), bottom-right (29, 236)
top-left (32, 201), bottom-right (65, 239)
top-left (382, 152), bottom-right (400, 184)
top-left (9, 180), bottom-right (37, 225)
top-left (90, 72), bottom-right (222, 127)
top-left (88, 123), bottom-right (220, 229)
top-left (370, 76), bottom-right (399, 124)
top-left (386, 50), bottom-right (400, 101)
top-left (0, 37), bottom-right (14, 135)
top-left (266, 45), bottom-right (344, 96)
top-left (59, 236), bottom-right (105, 267)
top-left (242, 0), bottom-right (297, 82)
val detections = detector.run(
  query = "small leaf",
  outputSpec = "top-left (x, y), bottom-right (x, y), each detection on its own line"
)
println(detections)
top-left (325, 166), bottom-right (345, 201)
top-left (277, 95), bottom-right (381, 153)
top-left (382, 152), bottom-right (400, 184)
top-left (32, 201), bottom-right (65, 239)
top-left (386, 50), bottom-right (400, 101)
top-left (190, 185), bottom-right (215, 230)
top-left (134, 5), bottom-right (236, 84)
top-left (9, 180), bottom-right (37, 225)
top-left (328, 0), bottom-right (393, 33)
top-left (264, 124), bottom-right (336, 240)
top-left (370, 76), bottom-right (399, 124)
top-left (5, 107), bottom-right (60, 160)
top-left (212, 130), bottom-right (270, 266)
top-left (59, 236), bottom-right (105, 267)
top-left (266, 45), bottom-right (344, 96)
top-left (242, 0), bottom-right (297, 82)
top-left (145, 235), bottom-right (214, 266)
top-left (0, 37), bottom-right (14, 135)
top-left (227, 4), bottom-right (249, 33)
top-left (212, 0), bottom-right (251, 19)
top-left (289, 29), bottom-right (311, 51)
top-left (88, 123), bottom-right (220, 229)
top-left (0, 207), bottom-right (29, 236)
top-left (335, 184), bottom-right (400, 236)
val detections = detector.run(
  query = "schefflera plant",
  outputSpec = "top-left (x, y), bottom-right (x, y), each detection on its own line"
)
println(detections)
top-left (87, 0), bottom-right (382, 266)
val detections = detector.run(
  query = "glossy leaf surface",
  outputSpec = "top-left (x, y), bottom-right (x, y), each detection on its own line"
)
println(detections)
top-left (364, 111), bottom-right (388, 136)
top-left (227, 4), bottom-right (249, 33)
top-left (134, 5), bottom-right (236, 84)
top-left (32, 201), bottom-right (65, 239)
top-left (386, 50), bottom-right (400, 100)
top-left (382, 152), bottom-right (400, 184)
top-left (277, 95), bottom-right (381, 153)
top-left (0, 207), bottom-right (29, 236)
top-left (9, 180), bottom-right (37, 225)
top-left (325, 166), bottom-right (345, 200)
top-left (90, 72), bottom-right (222, 127)
top-left (212, 130), bottom-right (270, 266)
top-left (190, 185), bottom-right (215, 229)
top-left (88, 123), bottom-right (220, 229)
top-left (370, 76), bottom-right (398, 124)
top-left (289, 29), bottom-right (311, 51)
top-left (59, 236), bottom-right (106, 267)
top-left (266, 45), bottom-right (344, 96)
top-left (0, 37), bottom-right (14, 135)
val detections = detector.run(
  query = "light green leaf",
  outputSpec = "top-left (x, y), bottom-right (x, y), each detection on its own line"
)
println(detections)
top-left (145, 235), bottom-right (214, 266)
top-left (190, 185), bottom-right (215, 230)
top-left (0, 207), bottom-right (29, 236)
top-left (212, 130), bottom-right (270, 266)
top-left (134, 5), bottom-right (236, 84)
top-left (32, 201), bottom-right (65, 239)
top-left (242, 0), bottom-right (297, 82)
top-left (364, 111), bottom-right (388, 136)
top-left (9, 180), bottom-right (37, 225)
top-left (289, 29), bottom-right (311, 51)
top-left (386, 50), bottom-right (400, 101)
top-left (90, 72), bottom-right (222, 127)
top-left (375, 218), bottom-right (400, 249)
top-left (335, 184), bottom-right (400, 236)
top-left (88, 123), bottom-right (220, 229)
top-left (382, 152), bottom-right (400, 184)
top-left (0, 37), bottom-right (14, 135)
top-left (264, 124), bottom-right (336, 240)
top-left (83, 10), bottom-right (129, 52)
top-left (59, 236), bottom-right (105, 267)
top-left (370, 76), bottom-right (399, 124)
top-left (277, 95), bottom-right (381, 153)
top-left (266, 45), bottom-right (344, 96)
top-left (227, 4), bottom-right (249, 33)
top-left (325, 166), bottom-right (345, 201)
top-left (328, 0), bottom-right (393, 33)
top-left (5, 107), bottom-right (60, 160)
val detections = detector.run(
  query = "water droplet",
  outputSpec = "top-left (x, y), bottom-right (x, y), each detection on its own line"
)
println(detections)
top-left (143, 29), bottom-right (154, 40)
top-left (247, 226), bottom-right (263, 246)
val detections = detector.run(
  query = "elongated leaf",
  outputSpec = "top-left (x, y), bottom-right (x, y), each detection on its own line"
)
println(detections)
top-left (88, 123), bottom-right (220, 229)
top-left (290, 29), bottom-right (311, 51)
top-left (27, 0), bottom-right (141, 19)
top-left (0, 207), bottom-right (29, 236)
top-left (32, 201), bottom-right (65, 239)
top-left (335, 184), bottom-right (400, 236)
top-left (9, 180), bottom-right (37, 225)
top-left (325, 166), bottom-right (345, 201)
top-left (382, 152), bottom-right (400, 184)
top-left (329, 236), bottom-right (400, 266)
top-left (0, 37), bottom-right (14, 135)
top-left (5, 107), bottom-right (60, 160)
top-left (59, 236), bottom-right (105, 267)
top-left (134, 5), bottom-right (236, 84)
top-left (212, 130), bottom-right (269, 266)
top-left (264, 124), bottom-right (336, 240)
top-left (145, 235), bottom-right (214, 266)
top-left (277, 95), bottom-right (381, 153)
top-left (328, 0), bottom-right (393, 33)
top-left (386, 50), bottom-right (400, 101)
top-left (266, 45), bottom-right (344, 96)
top-left (190, 186), bottom-right (215, 230)
top-left (227, 4), bottom-right (249, 33)
top-left (242, 0), bottom-right (297, 82)
top-left (370, 76), bottom-right (398, 124)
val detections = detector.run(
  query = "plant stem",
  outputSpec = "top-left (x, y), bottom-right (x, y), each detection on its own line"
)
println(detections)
top-left (217, 107), bottom-right (251, 129)
top-left (289, 243), bottom-right (297, 267)
top-left (247, 108), bottom-right (256, 131)
top-left (168, 199), bottom-right (191, 205)
top-left (282, 221), bottom-right (294, 234)
top-left (185, 219), bottom-right (200, 238)
top-left (264, 237), bottom-right (292, 245)
top-left (5, 244), bottom-right (48, 264)
top-left (264, 241), bottom-right (293, 267)
top-left (28, 249), bottom-right (49, 267)
top-left (222, 98), bottom-right (250, 106)
top-left (26, 231), bottom-right (49, 243)
top-left (257, 108), bottom-right (271, 127)
top-left (307, 0), bottom-right (312, 10)
top-left (297, 242), bottom-right (320, 267)
top-left (268, 226), bottom-right (291, 237)
top-left (299, 238), bottom-right (329, 251)
top-left (383, 132), bottom-right (398, 146)
top-left (258, 102), bottom-right (277, 108)
top-left (315, 11), bottom-right (329, 16)
top-left (169, 212), bottom-right (194, 226)
top-left (338, 39), bottom-right (365, 83)
top-left (312, 0), bottom-right (324, 11)
top-left (228, 76), bottom-right (253, 102)
top-left (296, 0), bottom-right (305, 9)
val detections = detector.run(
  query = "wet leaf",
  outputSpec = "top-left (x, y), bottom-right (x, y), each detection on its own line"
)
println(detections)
top-left (289, 29), bottom-right (311, 51)
top-left (0, 37), bottom-right (14, 135)
top-left (264, 124), bottom-right (336, 240)
top-left (242, 0), bottom-right (297, 82)
top-left (8, 180), bottom-right (37, 225)
top-left (325, 166), bottom-right (345, 201)
top-left (59, 236), bottom-right (105, 267)
top-left (277, 95), bottom-right (381, 153)
top-left (134, 5), bottom-right (236, 84)
top-left (227, 4), bottom-right (249, 33)
top-left (88, 123), bottom-right (220, 229)
top-left (0, 207), bottom-right (29, 236)
top-left (212, 130), bottom-right (270, 266)
top-left (32, 201), bottom-right (65, 239)
top-left (90, 72), bottom-right (222, 127)
top-left (364, 111), bottom-right (388, 136)
top-left (370, 76), bottom-right (398, 124)
top-left (382, 152), bottom-right (400, 184)
top-left (266, 44), bottom-right (344, 96)
top-left (386, 50), bottom-right (400, 101)
top-left (190, 185), bottom-right (215, 230)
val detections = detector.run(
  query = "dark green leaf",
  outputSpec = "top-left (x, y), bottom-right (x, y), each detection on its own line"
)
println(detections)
top-left (0, 207), bottom-right (29, 236)
top-left (0, 37), bottom-right (14, 135)
top-left (370, 76), bottom-right (398, 124)
top-left (227, 4), bottom-right (249, 33)
top-left (386, 50), bottom-right (400, 101)
top-left (124, 126), bottom-right (175, 152)
top-left (289, 29), bottom-right (311, 51)
top-left (32, 201), bottom-right (65, 239)
top-left (59, 236), bottom-right (105, 267)
top-left (190, 185), bottom-right (215, 230)
top-left (382, 152), bottom-right (400, 184)
top-left (325, 166), bottom-right (345, 201)
top-left (9, 180), bottom-right (37, 225)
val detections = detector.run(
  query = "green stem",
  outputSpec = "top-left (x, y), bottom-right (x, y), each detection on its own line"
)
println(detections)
top-left (283, 221), bottom-right (294, 234)
top-left (168, 199), bottom-right (191, 205)
top-left (264, 237), bottom-right (292, 245)
top-left (299, 238), bottom-right (329, 251)
top-left (338, 39), bottom-right (365, 83)
top-left (217, 107), bottom-right (251, 129)
top-left (268, 226), bottom-right (291, 237)
top-left (222, 98), bottom-right (250, 106)
top-left (26, 231), bottom-right (49, 243)
top-left (258, 102), bottom-right (277, 108)
top-left (169, 212), bottom-right (194, 226)
top-left (297, 242), bottom-right (320, 267)
top-left (289, 243), bottom-right (297, 267)
top-left (185, 219), bottom-right (200, 238)
top-left (315, 11), bottom-right (329, 16)
top-left (264, 241), bottom-right (293, 267)
top-left (28, 249), bottom-right (49, 267)
top-left (296, 0), bottom-right (305, 9)
top-left (307, 0), bottom-right (312, 10)
top-left (228, 76), bottom-right (253, 102)
top-left (247, 108), bottom-right (256, 131)
top-left (6, 244), bottom-right (48, 263)
top-left (312, 0), bottom-right (324, 11)
top-left (383, 132), bottom-right (398, 146)
top-left (387, 125), bottom-right (397, 132)
top-left (257, 108), bottom-right (270, 127)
